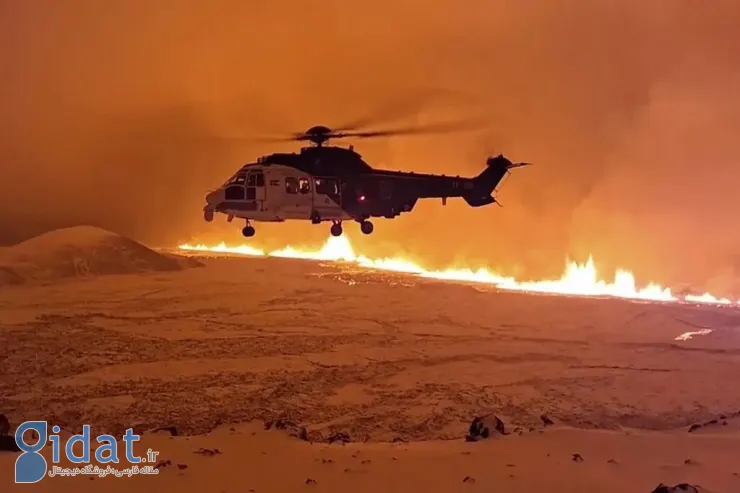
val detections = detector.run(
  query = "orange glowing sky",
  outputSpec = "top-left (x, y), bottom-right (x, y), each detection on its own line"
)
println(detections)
top-left (2, 1), bottom-right (740, 295)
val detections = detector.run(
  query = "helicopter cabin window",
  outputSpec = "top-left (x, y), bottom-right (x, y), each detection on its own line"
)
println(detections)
top-left (285, 177), bottom-right (299, 194)
top-left (255, 173), bottom-right (265, 187)
top-left (315, 178), bottom-right (338, 196)
top-left (299, 178), bottom-right (310, 194)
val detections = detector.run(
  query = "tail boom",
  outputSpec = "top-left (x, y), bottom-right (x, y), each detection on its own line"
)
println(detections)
top-left (462, 154), bottom-right (528, 207)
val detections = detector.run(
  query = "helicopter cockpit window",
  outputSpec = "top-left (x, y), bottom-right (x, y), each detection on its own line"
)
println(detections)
top-left (285, 177), bottom-right (299, 194)
top-left (226, 173), bottom-right (246, 186)
top-left (299, 178), bottom-right (310, 194)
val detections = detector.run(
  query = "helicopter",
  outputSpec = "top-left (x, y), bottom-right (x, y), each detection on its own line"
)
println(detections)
top-left (203, 122), bottom-right (530, 238)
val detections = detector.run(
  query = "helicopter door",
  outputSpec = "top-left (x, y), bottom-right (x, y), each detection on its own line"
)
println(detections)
top-left (246, 171), bottom-right (266, 202)
top-left (254, 172), bottom-right (266, 201)
top-left (313, 177), bottom-right (344, 219)
top-left (315, 177), bottom-right (341, 205)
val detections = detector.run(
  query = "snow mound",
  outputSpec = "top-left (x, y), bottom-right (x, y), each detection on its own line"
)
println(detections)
top-left (3, 226), bottom-right (192, 281)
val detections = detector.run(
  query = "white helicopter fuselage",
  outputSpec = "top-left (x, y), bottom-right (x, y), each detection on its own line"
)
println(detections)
top-left (203, 164), bottom-right (351, 223)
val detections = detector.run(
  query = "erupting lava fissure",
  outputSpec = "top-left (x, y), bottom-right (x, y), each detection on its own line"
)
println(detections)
top-left (178, 236), bottom-right (738, 307)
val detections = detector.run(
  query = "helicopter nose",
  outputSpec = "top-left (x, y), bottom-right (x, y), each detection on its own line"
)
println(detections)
top-left (205, 189), bottom-right (222, 205)
top-left (204, 189), bottom-right (223, 223)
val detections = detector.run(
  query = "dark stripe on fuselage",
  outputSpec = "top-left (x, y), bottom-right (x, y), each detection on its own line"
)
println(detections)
top-left (216, 200), bottom-right (259, 212)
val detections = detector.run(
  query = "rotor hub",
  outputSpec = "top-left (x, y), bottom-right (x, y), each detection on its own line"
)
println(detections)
top-left (301, 125), bottom-right (334, 146)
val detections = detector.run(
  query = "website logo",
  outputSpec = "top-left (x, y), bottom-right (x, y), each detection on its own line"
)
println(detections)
top-left (14, 421), bottom-right (159, 483)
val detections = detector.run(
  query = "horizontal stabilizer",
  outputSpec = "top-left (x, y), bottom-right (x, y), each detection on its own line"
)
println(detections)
top-left (463, 194), bottom-right (496, 207)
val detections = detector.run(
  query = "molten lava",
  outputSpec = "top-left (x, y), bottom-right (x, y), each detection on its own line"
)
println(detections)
top-left (178, 236), bottom-right (738, 307)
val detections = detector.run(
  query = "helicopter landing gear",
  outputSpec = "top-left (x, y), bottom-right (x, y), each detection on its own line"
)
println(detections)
top-left (311, 211), bottom-right (322, 224)
top-left (242, 220), bottom-right (255, 238)
top-left (359, 220), bottom-right (374, 235)
top-left (204, 209), bottom-right (214, 222)
top-left (330, 221), bottom-right (343, 237)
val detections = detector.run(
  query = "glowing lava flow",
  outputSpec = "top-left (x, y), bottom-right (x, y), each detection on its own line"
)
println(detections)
top-left (178, 236), bottom-right (739, 307)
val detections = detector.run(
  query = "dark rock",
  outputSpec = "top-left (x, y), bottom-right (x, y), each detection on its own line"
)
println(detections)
top-left (688, 424), bottom-right (702, 433)
top-left (265, 419), bottom-right (300, 431)
top-left (327, 431), bottom-right (351, 444)
top-left (177, 464), bottom-right (188, 470)
top-left (707, 419), bottom-right (718, 425)
top-left (572, 453), bottom-right (584, 462)
top-left (466, 414), bottom-right (506, 441)
top-left (0, 414), bottom-right (9, 435)
top-left (684, 458), bottom-right (699, 465)
top-left (291, 427), bottom-right (308, 441)
top-left (321, 458), bottom-right (333, 464)
top-left (650, 483), bottom-right (699, 493)
top-left (462, 476), bottom-right (476, 484)
top-left (361, 460), bottom-right (371, 464)
top-left (153, 426), bottom-right (178, 436)
top-left (305, 478), bottom-right (317, 485)
top-left (719, 415), bottom-right (727, 420)
top-left (154, 460), bottom-right (172, 469)
top-left (540, 414), bottom-right (554, 426)
top-left (0, 435), bottom-right (21, 452)
top-left (194, 448), bottom-right (222, 457)
top-left (306, 430), bottom-right (323, 443)
top-left (392, 437), bottom-right (406, 443)
top-left (607, 459), bottom-right (618, 464)
top-left (264, 419), bottom-right (308, 441)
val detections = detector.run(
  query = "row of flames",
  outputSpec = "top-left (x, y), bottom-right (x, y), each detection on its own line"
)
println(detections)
top-left (178, 236), bottom-right (739, 307)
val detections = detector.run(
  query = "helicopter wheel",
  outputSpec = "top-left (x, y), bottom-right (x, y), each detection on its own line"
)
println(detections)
top-left (330, 222), bottom-right (343, 237)
top-left (204, 210), bottom-right (214, 222)
top-left (360, 220), bottom-right (374, 235)
top-left (242, 225), bottom-right (255, 238)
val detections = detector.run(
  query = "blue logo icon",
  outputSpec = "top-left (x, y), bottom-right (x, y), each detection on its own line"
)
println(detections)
top-left (14, 421), bottom-right (157, 483)
top-left (15, 421), bottom-right (48, 483)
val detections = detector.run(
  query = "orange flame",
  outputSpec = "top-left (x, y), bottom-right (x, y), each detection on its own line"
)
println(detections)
top-left (178, 236), bottom-right (739, 307)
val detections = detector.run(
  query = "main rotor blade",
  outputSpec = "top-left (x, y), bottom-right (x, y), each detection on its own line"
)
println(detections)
top-left (333, 97), bottom-right (431, 132)
top-left (334, 119), bottom-right (486, 139)
top-left (332, 88), bottom-right (472, 132)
